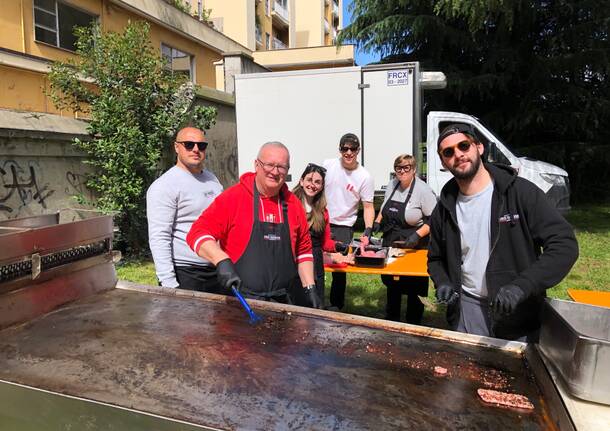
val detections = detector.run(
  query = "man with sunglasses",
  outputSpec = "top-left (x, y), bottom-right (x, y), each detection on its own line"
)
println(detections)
top-left (428, 123), bottom-right (578, 341)
top-left (187, 142), bottom-right (316, 305)
top-left (322, 133), bottom-right (375, 311)
top-left (146, 126), bottom-right (223, 292)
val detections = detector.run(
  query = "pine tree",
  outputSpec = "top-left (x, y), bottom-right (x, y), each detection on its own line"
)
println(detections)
top-left (339, 0), bottom-right (610, 201)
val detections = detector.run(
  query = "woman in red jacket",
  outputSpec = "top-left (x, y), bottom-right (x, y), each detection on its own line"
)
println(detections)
top-left (292, 163), bottom-right (351, 307)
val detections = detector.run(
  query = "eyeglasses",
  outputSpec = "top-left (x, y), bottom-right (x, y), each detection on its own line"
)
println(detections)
top-left (177, 141), bottom-right (208, 151)
top-left (394, 164), bottom-right (413, 173)
top-left (257, 159), bottom-right (289, 174)
top-left (306, 163), bottom-right (327, 174)
top-left (340, 146), bottom-right (359, 153)
top-left (439, 141), bottom-right (474, 159)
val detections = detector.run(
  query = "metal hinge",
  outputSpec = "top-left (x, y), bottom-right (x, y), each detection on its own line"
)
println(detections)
top-left (358, 83), bottom-right (370, 89)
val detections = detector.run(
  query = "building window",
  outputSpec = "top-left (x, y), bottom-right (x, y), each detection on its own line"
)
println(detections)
top-left (265, 32), bottom-right (270, 50)
top-left (265, 0), bottom-right (270, 16)
top-left (161, 43), bottom-right (195, 82)
top-left (33, 0), bottom-right (96, 52)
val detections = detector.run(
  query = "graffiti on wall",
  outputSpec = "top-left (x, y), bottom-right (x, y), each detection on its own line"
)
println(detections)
top-left (0, 160), bottom-right (55, 214)
top-left (65, 171), bottom-right (95, 203)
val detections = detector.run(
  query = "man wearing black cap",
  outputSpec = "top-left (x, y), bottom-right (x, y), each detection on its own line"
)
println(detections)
top-left (322, 133), bottom-right (375, 310)
top-left (428, 123), bottom-right (578, 341)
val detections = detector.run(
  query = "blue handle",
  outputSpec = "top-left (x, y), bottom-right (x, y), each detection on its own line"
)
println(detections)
top-left (232, 286), bottom-right (262, 324)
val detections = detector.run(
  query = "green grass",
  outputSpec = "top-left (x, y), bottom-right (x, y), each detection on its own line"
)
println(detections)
top-left (551, 204), bottom-right (610, 299)
top-left (116, 204), bottom-right (609, 328)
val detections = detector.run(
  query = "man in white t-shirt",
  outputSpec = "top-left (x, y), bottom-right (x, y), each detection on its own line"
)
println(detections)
top-left (323, 133), bottom-right (375, 310)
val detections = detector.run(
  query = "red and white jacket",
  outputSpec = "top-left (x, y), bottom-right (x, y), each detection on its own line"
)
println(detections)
top-left (186, 172), bottom-right (313, 264)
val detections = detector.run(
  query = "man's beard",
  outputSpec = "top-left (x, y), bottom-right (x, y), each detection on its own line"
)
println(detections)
top-left (448, 152), bottom-right (481, 180)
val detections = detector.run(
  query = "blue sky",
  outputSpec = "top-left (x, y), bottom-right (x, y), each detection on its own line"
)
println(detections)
top-left (342, 0), bottom-right (382, 65)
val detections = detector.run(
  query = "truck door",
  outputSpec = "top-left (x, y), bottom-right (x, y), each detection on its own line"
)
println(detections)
top-left (361, 63), bottom-right (419, 191)
top-left (235, 68), bottom-right (362, 189)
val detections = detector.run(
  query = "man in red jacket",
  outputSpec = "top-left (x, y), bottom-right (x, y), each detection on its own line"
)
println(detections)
top-left (187, 142), bottom-right (318, 306)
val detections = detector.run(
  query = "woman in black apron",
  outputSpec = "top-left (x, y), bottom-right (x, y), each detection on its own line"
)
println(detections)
top-left (374, 154), bottom-right (437, 324)
top-left (292, 163), bottom-right (349, 307)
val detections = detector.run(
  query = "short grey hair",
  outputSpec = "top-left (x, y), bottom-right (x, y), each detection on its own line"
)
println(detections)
top-left (257, 141), bottom-right (290, 162)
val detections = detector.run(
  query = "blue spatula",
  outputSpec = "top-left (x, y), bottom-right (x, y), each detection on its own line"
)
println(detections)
top-left (232, 284), bottom-right (263, 325)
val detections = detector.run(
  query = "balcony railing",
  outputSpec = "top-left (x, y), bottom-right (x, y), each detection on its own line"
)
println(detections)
top-left (255, 26), bottom-right (262, 45)
top-left (273, 37), bottom-right (287, 50)
top-left (272, 1), bottom-right (289, 25)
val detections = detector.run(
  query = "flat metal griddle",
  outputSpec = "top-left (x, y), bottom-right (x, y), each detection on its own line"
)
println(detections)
top-left (0, 288), bottom-right (560, 430)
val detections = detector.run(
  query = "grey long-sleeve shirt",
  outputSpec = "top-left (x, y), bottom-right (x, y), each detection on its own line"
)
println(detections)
top-left (146, 166), bottom-right (223, 287)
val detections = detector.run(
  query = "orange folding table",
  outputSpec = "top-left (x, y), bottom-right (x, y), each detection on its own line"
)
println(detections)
top-left (567, 289), bottom-right (610, 308)
top-left (324, 249), bottom-right (429, 278)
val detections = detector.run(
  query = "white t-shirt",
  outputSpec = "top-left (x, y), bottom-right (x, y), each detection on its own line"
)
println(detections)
top-left (322, 158), bottom-right (374, 226)
top-left (456, 181), bottom-right (494, 298)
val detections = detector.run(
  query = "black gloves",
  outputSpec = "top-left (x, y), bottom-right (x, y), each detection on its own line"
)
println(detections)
top-left (436, 283), bottom-right (458, 305)
top-left (372, 222), bottom-right (381, 234)
top-left (493, 284), bottom-right (527, 315)
top-left (216, 258), bottom-right (242, 291)
top-left (334, 241), bottom-right (348, 253)
top-left (404, 231), bottom-right (421, 248)
top-left (304, 285), bottom-right (321, 309)
top-left (362, 226), bottom-right (373, 238)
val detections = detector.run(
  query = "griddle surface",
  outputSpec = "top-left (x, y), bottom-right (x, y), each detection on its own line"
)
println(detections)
top-left (0, 289), bottom-right (557, 430)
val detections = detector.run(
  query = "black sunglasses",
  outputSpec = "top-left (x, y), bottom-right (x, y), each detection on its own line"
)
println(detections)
top-left (306, 163), bottom-right (327, 174)
top-left (177, 141), bottom-right (208, 151)
top-left (439, 141), bottom-right (473, 159)
top-left (340, 146), bottom-right (359, 153)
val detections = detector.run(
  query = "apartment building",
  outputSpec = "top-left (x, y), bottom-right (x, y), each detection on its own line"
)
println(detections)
top-left (201, 0), bottom-right (341, 52)
top-left (0, 0), bottom-right (250, 116)
top-left (198, 0), bottom-right (352, 72)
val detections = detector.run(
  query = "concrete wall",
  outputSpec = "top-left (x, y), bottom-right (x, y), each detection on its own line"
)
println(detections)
top-left (252, 44), bottom-right (354, 71)
top-left (0, 110), bottom-right (93, 220)
top-left (0, 87), bottom-right (239, 221)
top-left (191, 87), bottom-right (238, 187)
top-left (294, 0), bottom-right (323, 47)
top-left (223, 52), bottom-right (269, 93)
top-left (205, 0), bottom-right (251, 49)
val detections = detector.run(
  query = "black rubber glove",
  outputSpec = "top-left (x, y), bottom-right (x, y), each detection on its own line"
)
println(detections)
top-left (493, 284), bottom-right (527, 315)
top-left (436, 283), bottom-right (458, 305)
top-left (362, 226), bottom-right (373, 239)
top-left (305, 285), bottom-right (321, 309)
top-left (216, 258), bottom-right (242, 291)
top-left (404, 231), bottom-right (421, 248)
top-left (334, 241), bottom-right (348, 253)
top-left (372, 222), bottom-right (381, 234)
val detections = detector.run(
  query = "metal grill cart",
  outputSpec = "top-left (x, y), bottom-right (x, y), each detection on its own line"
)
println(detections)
top-left (0, 213), bottom-right (608, 430)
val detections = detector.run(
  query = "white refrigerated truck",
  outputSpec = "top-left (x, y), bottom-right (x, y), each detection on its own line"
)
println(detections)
top-left (235, 62), bottom-right (570, 211)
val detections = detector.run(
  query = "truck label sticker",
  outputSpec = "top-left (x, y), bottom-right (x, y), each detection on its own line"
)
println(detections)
top-left (387, 70), bottom-right (409, 86)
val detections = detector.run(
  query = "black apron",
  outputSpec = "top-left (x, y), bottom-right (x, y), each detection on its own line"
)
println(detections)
top-left (380, 178), bottom-right (428, 249)
top-left (234, 184), bottom-right (299, 298)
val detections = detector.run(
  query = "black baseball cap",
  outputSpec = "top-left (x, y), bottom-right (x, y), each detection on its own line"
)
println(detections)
top-left (339, 133), bottom-right (360, 148)
top-left (437, 123), bottom-right (479, 148)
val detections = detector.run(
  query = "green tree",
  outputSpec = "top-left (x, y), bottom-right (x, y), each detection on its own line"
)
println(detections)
top-left (48, 21), bottom-right (217, 252)
top-left (339, 0), bottom-right (610, 202)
